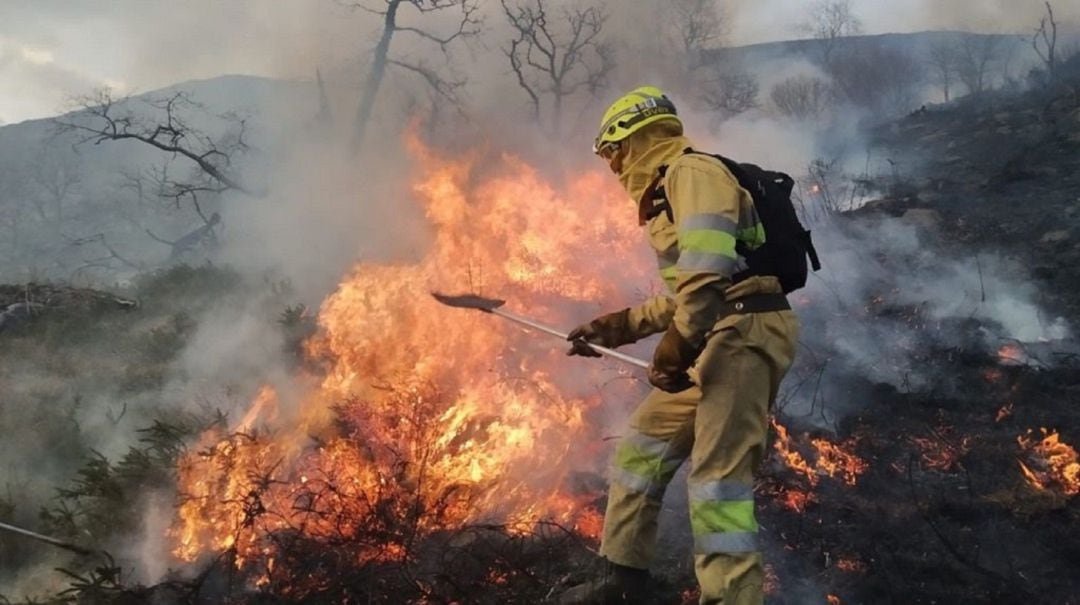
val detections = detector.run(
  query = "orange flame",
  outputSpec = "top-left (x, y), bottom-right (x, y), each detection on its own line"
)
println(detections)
top-left (170, 133), bottom-right (651, 567)
top-left (1017, 428), bottom-right (1080, 497)
top-left (772, 420), bottom-right (816, 485)
top-left (811, 437), bottom-right (869, 486)
top-left (770, 420), bottom-right (867, 511)
top-left (772, 420), bottom-right (867, 487)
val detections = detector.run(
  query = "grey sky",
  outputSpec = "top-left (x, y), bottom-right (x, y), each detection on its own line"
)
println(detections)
top-left (0, 0), bottom-right (1074, 124)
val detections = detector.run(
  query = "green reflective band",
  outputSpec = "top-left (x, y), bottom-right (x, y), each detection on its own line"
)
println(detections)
top-left (659, 265), bottom-right (679, 290)
top-left (737, 223), bottom-right (766, 248)
top-left (679, 229), bottom-right (738, 258)
top-left (611, 467), bottom-right (670, 500)
top-left (614, 441), bottom-right (681, 480)
top-left (689, 499), bottom-right (758, 536)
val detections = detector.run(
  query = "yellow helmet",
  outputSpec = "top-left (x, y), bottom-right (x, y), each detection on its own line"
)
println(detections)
top-left (593, 86), bottom-right (680, 154)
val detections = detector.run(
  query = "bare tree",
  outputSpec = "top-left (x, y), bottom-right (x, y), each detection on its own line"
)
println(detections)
top-left (349, 0), bottom-right (481, 150)
top-left (0, 163), bottom-right (30, 253)
top-left (146, 212), bottom-right (222, 261)
top-left (54, 90), bottom-right (257, 206)
top-left (798, 0), bottom-right (863, 66)
top-left (955, 35), bottom-right (1004, 96)
top-left (501, 0), bottom-right (613, 136)
top-left (314, 68), bottom-right (334, 130)
top-left (700, 67), bottom-right (759, 118)
top-left (771, 75), bottom-right (831, 120)
top-left (927, 40), bottom-right (960, 102)
top-left (28, 151), bottom-right (82, 238)
top-left (1032, 1), bottom-right (1058, 84)
top-left (828, 44), bottom-right (924, 114)
top-left (668, 0), bottom-right (726, 71)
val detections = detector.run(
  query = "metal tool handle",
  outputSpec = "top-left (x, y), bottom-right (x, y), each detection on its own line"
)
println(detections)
top-left (0, 520), bottom-right (93, 555)
top-left (491, 308), bottom-right (650, 370)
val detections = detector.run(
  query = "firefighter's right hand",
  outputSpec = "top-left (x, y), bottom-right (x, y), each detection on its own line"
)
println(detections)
top-left (567, 337), bottom-right (604, 357)
top-left (567, 323), bottom-right (604, 357)
top-left (566, 308), bottom-right (635, 357)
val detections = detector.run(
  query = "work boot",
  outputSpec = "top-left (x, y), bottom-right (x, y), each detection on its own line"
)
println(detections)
top-left (558, 559), bottom-right (650, 604)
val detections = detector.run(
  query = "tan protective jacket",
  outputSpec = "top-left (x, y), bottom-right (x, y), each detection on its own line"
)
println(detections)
top-left (619, 132), bottom-right (765, 348)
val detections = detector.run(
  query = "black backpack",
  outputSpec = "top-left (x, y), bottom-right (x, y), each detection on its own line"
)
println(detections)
top-left (651, 149), bottom-right (821, 293)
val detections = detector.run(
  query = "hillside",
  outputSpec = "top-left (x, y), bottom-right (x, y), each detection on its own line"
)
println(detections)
top-left (0, 75), bottom-right (316, 283)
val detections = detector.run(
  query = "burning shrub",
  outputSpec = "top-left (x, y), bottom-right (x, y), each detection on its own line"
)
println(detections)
top-left (168, 136), bottom-right (645, 590)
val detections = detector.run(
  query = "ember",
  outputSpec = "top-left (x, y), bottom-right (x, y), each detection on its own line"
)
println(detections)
top-left (910, 430), bottom-right (971, 472)
top-left (995, 403), bottom-right (1013, 423)
top-left (835, 557), bottom-right (866, 573)
top-left (1017, 429), bottom-right (1080, 497)
top-left (997, 343), bottom-right (1027, 366)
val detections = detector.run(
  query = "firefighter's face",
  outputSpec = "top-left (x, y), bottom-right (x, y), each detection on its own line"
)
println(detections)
top-left (597, 141), bottom-right (623, 175)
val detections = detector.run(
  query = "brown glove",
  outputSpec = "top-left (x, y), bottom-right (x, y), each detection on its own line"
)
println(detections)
top-left (566, 308), bottom-right (637, 358)
top-left (648, 323), bottom-right (701, 393)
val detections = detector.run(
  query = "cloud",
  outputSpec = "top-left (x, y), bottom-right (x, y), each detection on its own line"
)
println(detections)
top-left (0, 36), bottom-right (104, 123)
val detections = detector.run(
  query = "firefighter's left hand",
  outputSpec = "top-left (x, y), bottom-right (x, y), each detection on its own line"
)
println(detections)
top-left (649, 323), bottom-right (700, 393)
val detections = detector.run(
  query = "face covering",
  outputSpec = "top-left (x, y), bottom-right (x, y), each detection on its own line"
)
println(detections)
top-left (617, 131), bottom-right (694, 206)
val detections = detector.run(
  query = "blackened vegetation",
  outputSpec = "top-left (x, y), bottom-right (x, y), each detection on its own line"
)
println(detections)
top-left (756, 57), bottom-right (1080, 605)
top-left (758, 329), bottom-right (1080, 604)
top-left (186, 523), bottom-right (595, 604)
top-left (863, 53), bottom-right (1080, 320)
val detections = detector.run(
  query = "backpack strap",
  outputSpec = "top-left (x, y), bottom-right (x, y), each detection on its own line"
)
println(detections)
top-left (804, 230), bottom-right (822, 271)
top-left (637, 174), bottom-right (672, 225)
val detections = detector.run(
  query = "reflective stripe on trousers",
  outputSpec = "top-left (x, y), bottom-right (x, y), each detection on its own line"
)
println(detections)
top-left (610, 430), bottom-right (687, 500)
top-left (688, 479), bottom-right (759, 554)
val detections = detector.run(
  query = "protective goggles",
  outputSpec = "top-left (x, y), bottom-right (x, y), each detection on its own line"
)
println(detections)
top-left (595, 141), bottom-right (621, 160)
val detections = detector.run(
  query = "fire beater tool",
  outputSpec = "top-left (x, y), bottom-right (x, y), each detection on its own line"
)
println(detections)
top-left (431, 292), bottom-right (650, 370)
top-left (0, 520), bottom-right (94, 555)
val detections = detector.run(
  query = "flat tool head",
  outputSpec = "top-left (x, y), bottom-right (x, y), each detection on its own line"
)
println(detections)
top-left (430, 292), bottom-right (506, 313)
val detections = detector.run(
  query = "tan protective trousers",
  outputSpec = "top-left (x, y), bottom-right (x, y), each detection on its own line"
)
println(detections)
top-left (599, 283), bottom-right (799, 605)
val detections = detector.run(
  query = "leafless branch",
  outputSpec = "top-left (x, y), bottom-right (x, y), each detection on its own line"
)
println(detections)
top-left (351, 0), bottom-right (481, 148)
top-left (386, 58), bottom-right (466, 108)
top-left (798, 0), bottom-right (863, 65)
top-left (700, 66), bottom-right (759, 118)
top-left (396, 0), bottom-right (481, 51)
top-left (53, 90), bottom-right (258, 197)
top-left (501, 0), bottom-right (612, 134)
top-left (1032, 1), bottom-right (1058, 83)
top-left (668, 0), bottom-right (727, 70)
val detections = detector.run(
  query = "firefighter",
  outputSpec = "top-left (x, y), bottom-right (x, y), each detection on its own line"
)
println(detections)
top-left (560, 86), bottom-right (800, 605)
